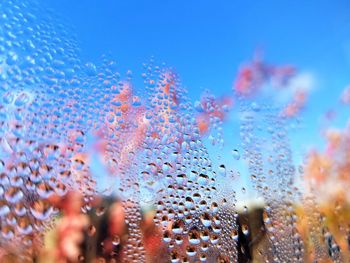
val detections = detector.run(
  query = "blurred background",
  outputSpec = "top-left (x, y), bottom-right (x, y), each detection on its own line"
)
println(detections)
top-left (1, 0), bottom-right (350, 262)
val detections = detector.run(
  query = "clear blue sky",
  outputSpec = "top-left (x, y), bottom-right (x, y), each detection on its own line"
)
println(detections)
top-left (44, 0), bottom-right (350, 195)
top-left (44, 0), bottom-right (350, 98)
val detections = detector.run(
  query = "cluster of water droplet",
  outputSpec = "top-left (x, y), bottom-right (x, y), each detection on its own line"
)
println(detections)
top-left (237, 98), bottom-right (304, 262)
top-left (0, 0), bottom-right (128, 255)
top-left (0, 1), bottom-right (242, 261)
top-left (194, 90), bottom-right (229, 147)
top-left (0, 0), bottom-right (72, 253)
top-left (132, 63), bottom-right (240, 262)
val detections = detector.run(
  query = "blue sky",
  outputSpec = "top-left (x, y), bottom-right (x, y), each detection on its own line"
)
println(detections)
top-left (45, 0), bottom-right (350, 93)
top-left (44, 0), bottom-right (350, 196)
top-left (45, 0), bottom-right (350, 114)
